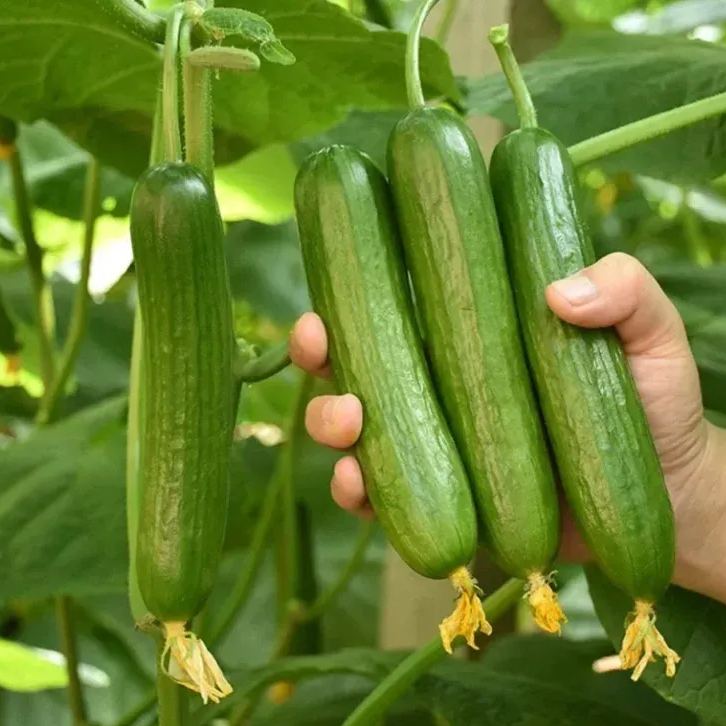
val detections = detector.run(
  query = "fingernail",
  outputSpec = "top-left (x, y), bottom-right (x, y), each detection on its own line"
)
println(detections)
top-left (551, 274), bottom-right (598, 305)
top-left (322, 394), bottom-right (355, 427)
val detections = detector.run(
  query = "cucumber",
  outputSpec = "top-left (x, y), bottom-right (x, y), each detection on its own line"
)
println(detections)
top-left (295, 145), bottom-right (488, 651)
top-left (387, 107), bottom-right (564, 634)
top-left (490, 126), bottom-right (678, 679)
top-left (130, 161), bottom-right (234, 702)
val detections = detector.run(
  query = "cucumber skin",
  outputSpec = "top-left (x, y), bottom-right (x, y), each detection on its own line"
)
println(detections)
top-left (131, 163), bottom-right (234, 622)
top-left (490, 128), bottom-right (675, 603)
top-left (387, 108), bottom-right (559, 579)
top-left (295, 145), bottom-right (477, 580)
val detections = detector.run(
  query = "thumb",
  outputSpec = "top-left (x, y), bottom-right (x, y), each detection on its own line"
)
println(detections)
top-left (545, 252), bottom-right (688, 358)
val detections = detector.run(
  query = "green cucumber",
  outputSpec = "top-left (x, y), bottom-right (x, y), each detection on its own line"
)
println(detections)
top-left (295, 145), bottom-right (488, 650)
top-left (388, 107), bottom-right (564, 633)
top-left (488, 25), bottom-right (677, 680)
top-left (491, 125), bottom-right (675, 603)
top-left (130, 162), bottom-right (234, 701)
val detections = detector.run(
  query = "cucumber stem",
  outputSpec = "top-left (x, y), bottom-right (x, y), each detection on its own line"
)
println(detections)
top-left (105, 0), bottom-right (166, 44)
top-left (488, 24), bottom-right (538, 129)
top-left (569, 90), bottom-right (726, 167)
top-left (180, 15), bottom-right (215, 183)
top-left (156, 637), bottom-right (187, 726)
top-left (236, 340), bottom-right (291, 383)
top-left (162, 5), bottom-right (185, 162)
top-left (406, 0), bottom-right (440, 109)
top-left (56, 596), bottom-right (88, 726)
top-left (342, 577), bottom-right (523, 726)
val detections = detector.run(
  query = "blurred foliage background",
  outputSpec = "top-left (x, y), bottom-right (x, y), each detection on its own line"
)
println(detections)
top-left (0, 0), bottom-right (725, 724)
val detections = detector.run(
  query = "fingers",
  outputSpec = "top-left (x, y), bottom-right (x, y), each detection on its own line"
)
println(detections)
top-left (289, 312), bottom-right (331, 377)
top-left (545, 252), bottom-right (688, 357)
top-left (331, 456), bottom-right (373, 518)
top-left (305, 393), bottom-right (363, 449)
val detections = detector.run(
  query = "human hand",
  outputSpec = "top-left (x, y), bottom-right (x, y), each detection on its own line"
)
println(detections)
top-left (289, 252), bottom-right (726, 603)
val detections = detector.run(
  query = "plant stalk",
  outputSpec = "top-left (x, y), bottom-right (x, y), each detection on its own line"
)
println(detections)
top-left (105, 0), bottom-right (166, 44)
top-left (7, 144), bottom-right (56, 387)
top-left (206, 375), bottom-right (314, 646)
top-left (435, 0), bottom-right (459, 45)
top-left (406, 0), bottom-right (440, 109)
top-left (181, 16), bottom-right (215, 182)
top-left (156, 639), bottom-right (187, 726)
top-left (56, 596), bottom-right (88, 726)
top-left (488, 24), bottom-right (538, 128)
top-left (237, 341), bottom-right (291, 383)
top-left (163, 5), bottom-right (185, 162)
top-left (36, 158), bottom-right (101, 424)
top-left (569, 90), bottom-right (726, 167)
top-left (341, 577), bottom-right (523, 726)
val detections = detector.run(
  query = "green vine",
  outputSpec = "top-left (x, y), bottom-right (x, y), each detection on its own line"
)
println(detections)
top-left (569, 90), bottom-right (726, 167)
top-left (342, 577), bottom-right (523, 726)
top-left (36, 158), bottom-right (101, 425)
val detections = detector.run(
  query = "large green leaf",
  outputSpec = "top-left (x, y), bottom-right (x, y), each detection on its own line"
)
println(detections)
top-left (654, 263), bottom-right (726, 414)
top-left (0, 122), bottom-right (134, 220)
top-left (0, 0), bottom-right (457, 176)
top-left (0, 397), bottom-right (128, 600)
top-left (587, 566), bottom-right (726, 724)
top-left (197, 636), bottom-right (696, 725)
top-left (464, 31), bottom-right (726, 181)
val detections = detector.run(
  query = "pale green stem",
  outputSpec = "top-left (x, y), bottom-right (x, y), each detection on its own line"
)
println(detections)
top-left (569, 91), bottom-right (726, 167)
top-left (36, 158), bottom-right (101, 425)
top-left (163, 5), bottom-right (184, 162)
top-left (341, 578), bottom-right (523, 726)
top-left (488, 24), bottom-right (537, 128)
top-left (406, 0), bottom-right (440, 109)
top-left (7, 144), bottom-right (56, 387)
top-left (181, 16), bottom-right (215, 182)
top-left (56, 596), bottom-right (88, 726)
top-left (104, 0), bottom-right (166, 43)
top-left (435, 0), bottom-right (459, 45)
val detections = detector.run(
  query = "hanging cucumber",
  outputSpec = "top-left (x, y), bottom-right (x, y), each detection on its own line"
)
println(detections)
top-left (488, 25), bottom-right (678, 680)
top-left (131, 162), bottom-right (234, 702)
top-left (387, 0), bottom-right (564, 635)
top-left (295, 144), bottom-right (489, 651)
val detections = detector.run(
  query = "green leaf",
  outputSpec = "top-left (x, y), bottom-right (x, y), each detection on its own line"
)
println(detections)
top-left (587, 566), bottom-right (726, 723)
top-left (226, 220), bottom-right (309, 325)
top-left (0, 0), bottom-right (456, 176)
top-left (653, 263), bottom-right (726, 414)
top-left (199, 7), bottom-right (280, 44)
top-left (464, 32), bottom-right (726, 182)
top-left (0, 639), bottom-right (68, 692)
top-left (0, 122), bottom-right (134, 221)
top-left (216, 144), bottom-right (297, 224)
top-left (0, 397), bottom-right (128, 600)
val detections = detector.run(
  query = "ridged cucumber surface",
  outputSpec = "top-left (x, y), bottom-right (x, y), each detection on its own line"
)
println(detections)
top-left (388, 107), bottom-right (560, 580)
top-left (490, 128), bottom-right (675, 603)
top-left (295, 145), bottom-right (477, 580)
top-left (131, 162), bottom-right (235, 622)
